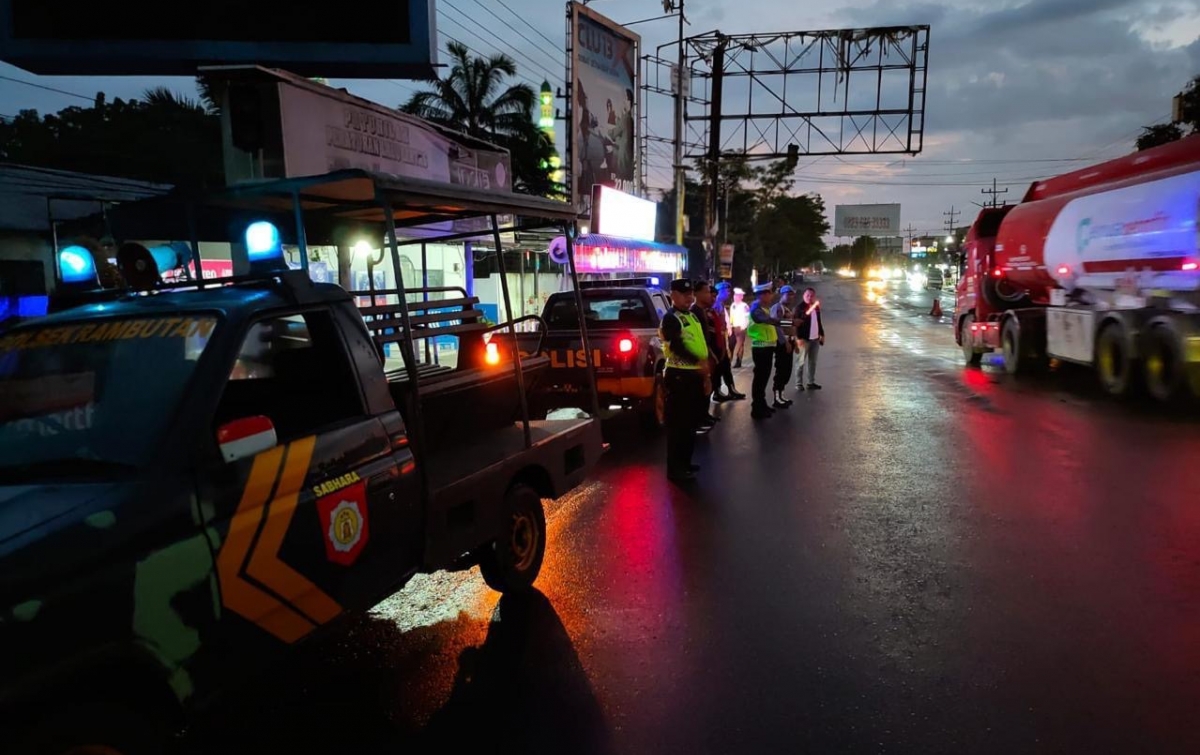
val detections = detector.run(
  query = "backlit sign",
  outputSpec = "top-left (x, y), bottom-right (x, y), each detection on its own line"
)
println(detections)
top-left (591, 185), bottom-right (657, 242)
top-left (574, 244), bottom-right (681, 274)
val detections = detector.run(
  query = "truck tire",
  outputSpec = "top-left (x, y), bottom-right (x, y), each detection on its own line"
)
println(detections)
top-left (478, 483), bottom-right (546, 593)
top-left (960, 314), bottom-right (982, 366)
top-left (16, 703), bottom-right (162, 755)
top-left (1001, 316), bottom-right (1046, 376)
top-left (1142, 325), bottom-right (1187, 404)
top-left (1001, 317), bottom-right (1024, 375)
top-left (1096, 322), bottom-right (1136, 398)
top-left (639, 374), bottom-right (667, 432)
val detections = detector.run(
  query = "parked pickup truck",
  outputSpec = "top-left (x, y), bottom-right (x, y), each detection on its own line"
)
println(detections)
top-left (497, 278), bottom-right (671, 427)
top-left (0, 171), bottom-right (602, 754)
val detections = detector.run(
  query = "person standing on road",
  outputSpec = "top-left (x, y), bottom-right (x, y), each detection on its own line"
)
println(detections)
top-left (660, 278), bottom-right (710, 482)
top-left (794, 287), bottom-right (825, 391)
top-left (747, 283), bottom-right (781, 419)
top-left (728, 287), bottom-right (750, 368)
top-left (690, 280), bottom-right (720, 429)
top-left (709, 282), bottom-right (746, 402)
top-left (771, 285), bottom-right (797, 409)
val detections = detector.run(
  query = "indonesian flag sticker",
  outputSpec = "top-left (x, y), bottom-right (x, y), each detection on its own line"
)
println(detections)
top-left (316, 480), bottom-right (369, 566)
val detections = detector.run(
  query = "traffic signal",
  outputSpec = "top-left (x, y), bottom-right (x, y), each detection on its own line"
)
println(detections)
top-left (785, 143), bottom-right (799, 170)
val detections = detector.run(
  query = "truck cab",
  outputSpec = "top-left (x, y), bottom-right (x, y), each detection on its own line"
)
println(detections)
top-left (0, 169), bottom-right (604, 754)
top-left (955, 205), bottom-right (1018, 364)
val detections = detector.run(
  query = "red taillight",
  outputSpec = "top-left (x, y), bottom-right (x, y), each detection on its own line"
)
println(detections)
top-left (1056, 264), bottom-right (1071, 276)
top-left (485, 341), bottom-right (500, 365)
top-left (970, 324), bottom-right (979, 332)
top-left (1183, 261), bottom-right (1198, 272)
top-left (992, 267), bottom-right (1004, 278)
top-left (618, 336), bottom-right (635, 353)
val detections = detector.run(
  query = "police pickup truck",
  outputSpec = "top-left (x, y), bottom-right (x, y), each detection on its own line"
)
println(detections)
top-left (0, 176), bottom-right (602, 754)
top-left (498, 278), bottom-right (671, 427)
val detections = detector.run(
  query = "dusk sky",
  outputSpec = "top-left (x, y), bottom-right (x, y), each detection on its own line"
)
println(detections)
top-left (2, 0), bottom-right (1198, 239)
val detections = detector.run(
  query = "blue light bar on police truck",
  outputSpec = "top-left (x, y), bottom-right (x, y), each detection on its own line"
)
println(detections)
top-left (57, 245), bottom-right (100, 287)
top-left (244, 221), bottom-right (287, 271)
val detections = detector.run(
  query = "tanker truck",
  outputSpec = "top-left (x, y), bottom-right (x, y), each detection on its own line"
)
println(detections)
top-left (955, 134), bottom-right (1200, 402)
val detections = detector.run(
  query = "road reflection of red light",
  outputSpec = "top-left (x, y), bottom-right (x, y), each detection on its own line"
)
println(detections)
top-left (602, 466), bottom-right (683, 593)
top-left (960, 368), bottom-right (991, 389)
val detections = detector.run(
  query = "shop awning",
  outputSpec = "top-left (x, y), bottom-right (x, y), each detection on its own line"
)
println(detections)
top-left (550, 234), bottom-right (687, 274)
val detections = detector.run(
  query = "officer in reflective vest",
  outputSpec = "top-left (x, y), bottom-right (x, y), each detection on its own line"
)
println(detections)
top-left (747, 282), bottom-right (782, 419)
top-left (659, 278), bottom-right (710, 483)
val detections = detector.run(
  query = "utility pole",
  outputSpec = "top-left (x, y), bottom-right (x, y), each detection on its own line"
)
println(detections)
top-left (943, 206), bottom-right (961, 267)
top-left (903, 223), bottom-right (918, 258)
top-left (943, 206), bottom-right (960, 237)
top-left (704, 34), bottom-right (728, 277)
top-left (670, 0), bottom-right (686, 247)
top-left (980, 178), bottom-right (1009, 208)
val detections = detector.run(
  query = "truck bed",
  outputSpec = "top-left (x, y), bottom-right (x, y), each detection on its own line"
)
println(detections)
top-left (421, 417), bottom-right (602, 568)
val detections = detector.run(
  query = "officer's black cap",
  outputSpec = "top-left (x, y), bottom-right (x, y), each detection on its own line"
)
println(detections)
top-left (669, 278), bottom-right (694, 293)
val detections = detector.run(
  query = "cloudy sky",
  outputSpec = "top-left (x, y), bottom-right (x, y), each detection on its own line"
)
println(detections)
top-left (2, 0), bottom-right (1198, 239)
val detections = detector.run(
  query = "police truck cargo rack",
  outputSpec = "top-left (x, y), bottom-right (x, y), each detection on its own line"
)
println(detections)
top-left (0, 169), bottom-right (603, 753)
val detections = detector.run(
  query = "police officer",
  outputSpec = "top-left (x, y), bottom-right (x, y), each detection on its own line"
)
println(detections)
top-left (659, 278), bottom-right (710, 482)
top-left (747, 282), bottom-right (781, 419)
top-left (771, 285), bottom-right (797, 408)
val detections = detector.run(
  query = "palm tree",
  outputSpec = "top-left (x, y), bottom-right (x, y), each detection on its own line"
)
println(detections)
top-left (142, 86), bottom-right (205, 113)
top-left (402, 41), bottom-right (560, 196)
top-left (402, 41), bottom-right (535, 140)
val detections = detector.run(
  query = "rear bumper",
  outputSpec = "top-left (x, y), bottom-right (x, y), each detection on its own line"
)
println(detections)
top-left (596, 376), bottom-right (656, 400)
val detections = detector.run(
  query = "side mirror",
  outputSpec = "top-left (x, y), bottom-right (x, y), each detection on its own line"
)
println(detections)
top-left (217, 416), bottom-right (277, 463)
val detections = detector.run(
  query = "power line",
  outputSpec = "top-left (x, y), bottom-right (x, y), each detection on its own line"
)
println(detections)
top-left (467, 0), bottom-right (567, 72)
top-left (437, 32), bottom-right (544, 91)
top-left (790, 175), bottom-right (1040, 187)
top-left (0, 74), bottom-right (94, 102)
top-left (439, 4), bottom-right (559, 83)
top-left (493, 0), bottom-right (561, 48)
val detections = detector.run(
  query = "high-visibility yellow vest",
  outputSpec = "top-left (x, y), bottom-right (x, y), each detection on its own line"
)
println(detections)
top-left (747, 304), bottom-right (777, 348)
top-left (660, 310), bottom-right (709, 369)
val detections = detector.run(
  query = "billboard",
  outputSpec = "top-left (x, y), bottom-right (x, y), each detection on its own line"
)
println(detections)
top-left (834, 204), bottom-right (901, 237)
top-left (277, 80), bottom-right (510, 192)
top-left (591, 185), bottom-right (656, 241)
top-left (570, 2), bottom-right (639, 218)
top-left (0, 0), bottom-right (436, 78)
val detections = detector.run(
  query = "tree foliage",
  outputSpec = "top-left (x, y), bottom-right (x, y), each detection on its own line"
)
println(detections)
top-left (1137, 123), bottom-right (1184, 151)
top-left (401, 41), bottom-right (561, 197)
top-left (658, 152), bottom-right (830, 282)
top-left (0, 88), bottom-right (222, 188)
top-left (1136, 73), bottom-right (1199, 151)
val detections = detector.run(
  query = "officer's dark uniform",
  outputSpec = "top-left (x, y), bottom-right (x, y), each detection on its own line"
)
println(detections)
top-left (659, 279), bottom-right (710, 482)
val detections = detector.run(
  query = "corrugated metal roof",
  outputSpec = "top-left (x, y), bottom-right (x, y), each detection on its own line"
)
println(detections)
top-left (0, 163), bottom-right (172, 233)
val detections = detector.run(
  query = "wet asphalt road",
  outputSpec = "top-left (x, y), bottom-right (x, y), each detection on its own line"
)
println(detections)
top-left (191, 278), bottom-right (1200, 755)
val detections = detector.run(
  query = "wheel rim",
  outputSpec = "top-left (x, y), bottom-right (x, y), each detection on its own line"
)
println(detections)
top-left (1146, 351), bottom-right (1164, 383)
top-left (1145, 334), bottom-right (1177, 398)
top-left (1098, 335), bottom-right (1121, 390)
top-left (510, 512), bottom-right (539, 572)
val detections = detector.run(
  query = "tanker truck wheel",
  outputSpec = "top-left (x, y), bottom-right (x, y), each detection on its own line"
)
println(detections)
top-left (1001, 318), bottom-right (1024, 375)
top-left (1096, 322), bottom-right (1137, 399)
top-left (1142, 325), bottom-right (1187, 404)
top-left (1001, 316), bottom-right (1046, 376)
top-left (960, 314), bottom-right (982, 366)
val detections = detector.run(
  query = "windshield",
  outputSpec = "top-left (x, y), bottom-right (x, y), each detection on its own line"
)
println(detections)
top-left (545, 293), bottom-right (655, 329)
top-left (0, 315), bottom-right (218, 478)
